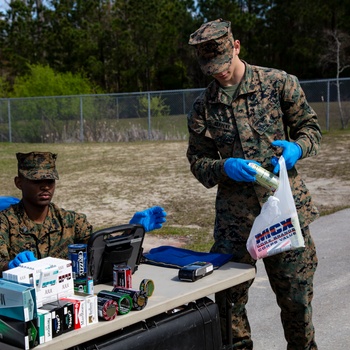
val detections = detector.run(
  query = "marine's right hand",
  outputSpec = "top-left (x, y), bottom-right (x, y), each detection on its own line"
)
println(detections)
top-left (8, 251), bottom-right (37, 269)
top-left (224, 158), bottom-right (260, 182)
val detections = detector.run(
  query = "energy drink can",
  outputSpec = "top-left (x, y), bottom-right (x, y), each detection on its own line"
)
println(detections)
top-left (97, 290), bottom-right (132, 315)
top-left (68, 244), bottom-right (88, 280)
top-left (97, 297), bottom-right (118, 321)
top-left (248, 163), bottom-right (280, 191)
top-left (112, 287), bottom-right (148, 310)
top-left (113, 264), bottom-right (132, 289)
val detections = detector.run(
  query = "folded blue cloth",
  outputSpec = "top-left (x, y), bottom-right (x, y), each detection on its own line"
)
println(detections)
top-left (143, 246), bottom-right (233, 269)
top-left (0, 196), bottom-right (20, 211)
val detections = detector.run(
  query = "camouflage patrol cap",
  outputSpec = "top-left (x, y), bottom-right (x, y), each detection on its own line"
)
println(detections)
top-left (188, 18), bottom-right (234, 76)
top-left (16, 152), bottom-right (59, 180)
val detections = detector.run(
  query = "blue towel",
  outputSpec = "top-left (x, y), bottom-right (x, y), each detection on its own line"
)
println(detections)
top-left (0, 196), bottom-right (20, 211)
top-left (143, 246), bottom-right (233, 269)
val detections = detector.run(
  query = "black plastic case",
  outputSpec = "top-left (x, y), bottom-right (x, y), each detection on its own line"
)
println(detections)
top-left (178, 261), bottom-right (214, 282)
top-left (71, 297), bottom-right (223, 350)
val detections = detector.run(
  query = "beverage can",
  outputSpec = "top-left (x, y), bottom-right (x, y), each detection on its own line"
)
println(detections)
top-left (249, 163), bottom-right (279, 191)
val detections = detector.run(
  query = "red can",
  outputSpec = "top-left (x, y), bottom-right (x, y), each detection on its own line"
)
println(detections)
top-left (113, 264), bottom-right (132, 289)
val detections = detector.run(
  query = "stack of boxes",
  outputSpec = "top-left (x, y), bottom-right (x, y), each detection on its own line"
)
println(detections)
top-left (0, 257), bottom-right (98, 349)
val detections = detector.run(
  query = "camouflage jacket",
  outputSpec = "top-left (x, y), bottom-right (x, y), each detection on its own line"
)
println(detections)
top-left (187, 62), bottom-right (322, 242)
top-left (0, 201), bottom-right (93, 274)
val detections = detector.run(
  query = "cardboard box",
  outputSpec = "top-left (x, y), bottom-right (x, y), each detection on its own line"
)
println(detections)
top-left (43, 257), bottom-right (74, 298)
top-left (73, 292), bottom-right (98, 326)
top-left (3, 261), bottom-right (59, 307)
top-left (2, 266), bottom-right (35, 285)
top-left (20, 260), bottom-right (59, 306)
top-left (39, 302), bottom-right (64, 338)
top-left (60, 296), bottom-right (86, 329)
top-left (36, 308), bottom-right (52, 342)
top-left (0, 316), bottom-right (39, 350)
top-left (0, 279), bottom-right (37, 322)
top-left (35, 311), bottom-right (45, 345)
top-left (53, 300), bottom-right (74, 333)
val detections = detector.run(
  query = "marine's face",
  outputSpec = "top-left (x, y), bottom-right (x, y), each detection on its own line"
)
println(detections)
top-left (212, 48), bottom-right (237, 86)
top-left (15, 176), bottom-right (56, 207)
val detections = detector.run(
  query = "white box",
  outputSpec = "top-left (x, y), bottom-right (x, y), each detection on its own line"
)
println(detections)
top-left (19, 259), bottom-right (59, 306)
top-left (43, 257), bottom-right (74, 298)
top-left (73, 292), bottom-right (98, 326)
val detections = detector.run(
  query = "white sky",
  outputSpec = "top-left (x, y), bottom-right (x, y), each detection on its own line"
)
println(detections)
top-left (0, 0), bottom-right (9, 11)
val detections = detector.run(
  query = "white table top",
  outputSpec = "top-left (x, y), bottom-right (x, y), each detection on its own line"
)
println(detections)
top-left (32, 261), bottom-right (255, 349)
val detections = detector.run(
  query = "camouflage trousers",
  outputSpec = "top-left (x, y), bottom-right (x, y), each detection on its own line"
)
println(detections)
top-left (212, 226), bottom-right (318, 350)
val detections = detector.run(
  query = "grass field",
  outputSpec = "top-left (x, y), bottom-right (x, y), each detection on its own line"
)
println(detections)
top-left (1, 129), bottom-right (349, 252)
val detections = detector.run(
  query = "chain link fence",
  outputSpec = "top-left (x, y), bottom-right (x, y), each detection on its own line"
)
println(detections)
top-left (1, 78), bottom-right (349, 143)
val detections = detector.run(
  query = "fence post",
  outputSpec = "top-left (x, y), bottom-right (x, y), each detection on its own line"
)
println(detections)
top-left (147, 92), bottom-right (151, 140)
top-left (7, 99), bottom-right (12, 143)
top-left (326, 80), bottom-right (330, 131)
top-left (80, 96), bottom-right (84, 142)
top-left (183, 91), bottom-right (186, 115)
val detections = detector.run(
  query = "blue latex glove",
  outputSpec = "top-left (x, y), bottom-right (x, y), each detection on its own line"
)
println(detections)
top-left (271, 140), bottom-right (302, 174)
top-left (0, 196), bottom-right (20, 210)
top-left (8, 251), bottom-right (37, 269)
top-left (224, 158), bottom-right (260, 182)
top-left (129, 206), bottom-right (167, 232)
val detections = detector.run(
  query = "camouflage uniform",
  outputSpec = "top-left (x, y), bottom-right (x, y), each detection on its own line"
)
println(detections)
top-left (0, 151), bottom-right (93, 276)
top-left (0, 201), bottom-right (93, 275)
top-left (187, 19), bottom-right (321, 350)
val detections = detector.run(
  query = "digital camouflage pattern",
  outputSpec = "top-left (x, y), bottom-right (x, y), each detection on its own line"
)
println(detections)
top-left (188, 18), bottom-right (234, 76)
top-left (0, 201), bottom-right (93, 275)
top-left (186, 62), bottom-right (321, 349)
top-left (17, 152), bottom-right (59, 180)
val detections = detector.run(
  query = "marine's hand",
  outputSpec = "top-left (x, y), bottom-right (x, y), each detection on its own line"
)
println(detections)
top-left (271, 140), bottom-right (302, 174)
top-left (224, 158), bottom-right (260, 182)
top-left (129, 206), bottom-right (167, 232)
top-left (8, 251), bottom-right (37, 269)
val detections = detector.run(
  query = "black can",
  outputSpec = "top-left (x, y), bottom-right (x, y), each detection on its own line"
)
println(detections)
top-left (97, 290), bottom-right (133, 315)
top-left (112, 287), bottom-right (148, 310)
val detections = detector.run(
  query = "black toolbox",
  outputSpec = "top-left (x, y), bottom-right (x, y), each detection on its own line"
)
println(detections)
top-left (71, 297), bottom-right (223, 350)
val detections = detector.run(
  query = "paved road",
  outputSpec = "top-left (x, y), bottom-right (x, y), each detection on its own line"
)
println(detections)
top-left (247, 208), bottom-right (350, 349)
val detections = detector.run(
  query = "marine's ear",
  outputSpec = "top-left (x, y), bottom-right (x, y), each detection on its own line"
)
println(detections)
top-left (14, 176), bottom-right (22, 190)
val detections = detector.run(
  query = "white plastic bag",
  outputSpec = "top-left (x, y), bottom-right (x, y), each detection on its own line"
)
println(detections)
top-left (246, 156), bottom-right (305, 260)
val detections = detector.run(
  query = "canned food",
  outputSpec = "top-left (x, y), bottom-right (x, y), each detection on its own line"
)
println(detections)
top-left (248, 163), bottom-right (279, 191)
top-left (68, 244), bottom-right (88, 280)
top-left (113, 264), bottom-right (132, 289)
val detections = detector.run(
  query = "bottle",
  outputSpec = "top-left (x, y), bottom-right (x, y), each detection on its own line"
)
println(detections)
top-left (248, 163), bottom-right (279, 191)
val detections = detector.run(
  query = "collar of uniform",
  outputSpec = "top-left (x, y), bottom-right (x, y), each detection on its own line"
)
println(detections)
top-left (207, 80), bottom-right (232, 105)
top-left (17, 202), bottom-right (54, 236)
top-left (239, 61), bottom-right (259, 93)
top-left (207, 60), bottom-right (258, 105)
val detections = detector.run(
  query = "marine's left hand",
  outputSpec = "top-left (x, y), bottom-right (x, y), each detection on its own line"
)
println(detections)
top-left (129, 206), bottom-right (167, 232)
top-left (271, 140), bottom-right (302, 174)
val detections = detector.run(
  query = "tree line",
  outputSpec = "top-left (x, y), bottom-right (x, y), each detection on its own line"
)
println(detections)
top-left (1, 0), bottom-right (350, 97)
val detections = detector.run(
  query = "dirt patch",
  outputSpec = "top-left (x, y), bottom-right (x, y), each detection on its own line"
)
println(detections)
top-left (1, 134), bottom-right (349, 251)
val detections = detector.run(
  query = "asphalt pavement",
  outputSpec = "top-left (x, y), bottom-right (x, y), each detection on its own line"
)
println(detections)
top-left (247, 208), bottom-right (350, 349)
